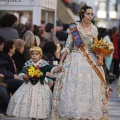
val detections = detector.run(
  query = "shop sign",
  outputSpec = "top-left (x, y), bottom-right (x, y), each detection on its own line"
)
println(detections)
top-left (41, 0), bottom-right (56, 9)
top-left (0, 0), bottom-right (35, 5)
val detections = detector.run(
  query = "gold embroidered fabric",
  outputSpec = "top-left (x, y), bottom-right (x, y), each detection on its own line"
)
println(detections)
top-left (51, 23), bottom-right (109, 120)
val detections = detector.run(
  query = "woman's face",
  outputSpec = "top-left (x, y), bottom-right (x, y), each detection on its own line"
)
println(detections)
top-left (82, 9), bottom-right (93, 24)
top-left (41, 30), bottom-right (46, 38)
top-left (55, 43), bottom-right (61, 59)
top-left (31, 51), bottom-right (41, 63)
top-left (10, 44), bottom-right (15, 55)
top-left (0, 43), bottom-right (4, 51)
top-left (19, 45), bottom-right (24, 53)
top-left (31, 36), bottom-right (35, 47)
top-left (51, 28), bottom-right (54, 33)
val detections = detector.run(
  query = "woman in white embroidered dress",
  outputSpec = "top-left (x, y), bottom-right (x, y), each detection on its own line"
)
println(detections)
top-left (52, 4), bottom-right (110, 120)
top-left (6, 46), bottom-right (62, 120)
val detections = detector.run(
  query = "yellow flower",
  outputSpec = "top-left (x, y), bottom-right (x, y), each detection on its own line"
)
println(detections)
top-left (29, 66), bottom-right (35, 71)
top-left (27, 65), bottom-right (43, 78)
top-left (91, 38), bottom-right (114, 66)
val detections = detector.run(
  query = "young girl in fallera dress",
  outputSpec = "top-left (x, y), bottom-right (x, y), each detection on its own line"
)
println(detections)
top-left (6, 46), bottom-right (62, 120)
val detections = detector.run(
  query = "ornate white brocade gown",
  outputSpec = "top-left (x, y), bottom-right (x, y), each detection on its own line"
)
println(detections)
top-left (52, 23), bottom-right (109, 120)
top-left (6, 59), bottom-right (57, 120)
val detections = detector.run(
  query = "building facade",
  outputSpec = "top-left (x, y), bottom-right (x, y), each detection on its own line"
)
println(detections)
top-left (71, 0), bottom-right (119, 28)
top-left (94, 0), bottom-right (119, 28)
top-left (0, 0), bottom-right (57, 26)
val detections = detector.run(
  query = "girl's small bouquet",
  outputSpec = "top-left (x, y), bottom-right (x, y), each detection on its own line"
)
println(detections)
top-left (26, 65), bottom-right (43, 85)
top-left (91, 39), bottom-right (114, 66)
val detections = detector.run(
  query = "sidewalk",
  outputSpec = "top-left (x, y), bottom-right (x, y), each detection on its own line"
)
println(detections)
top-left (108, 80), bottom-right (120, 120)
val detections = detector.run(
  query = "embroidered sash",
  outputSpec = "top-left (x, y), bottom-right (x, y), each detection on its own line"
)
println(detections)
top-left (69, 23), bottom-right (113, 101)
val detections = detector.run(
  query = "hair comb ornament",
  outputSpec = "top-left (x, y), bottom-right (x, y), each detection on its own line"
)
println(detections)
top-left (80, 9), bottom-right (84, 12)
top-left (79, 4), bottom-right (87, 15)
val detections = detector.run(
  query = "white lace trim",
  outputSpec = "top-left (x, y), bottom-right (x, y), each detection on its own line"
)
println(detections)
top-left (50, 66), bottom-right (58, 78)
top-left (24, 59), bottom-right (49, 67)
top-left (61, 48), bottom-right (70, 54)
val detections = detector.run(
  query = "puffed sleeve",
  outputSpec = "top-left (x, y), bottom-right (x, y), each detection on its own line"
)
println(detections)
top-left (92, 25), bottom-right (98, 39)
top-left (61, 34), bottom-right (73, 54)
top-left (41, 65), bottom-right (59, 78)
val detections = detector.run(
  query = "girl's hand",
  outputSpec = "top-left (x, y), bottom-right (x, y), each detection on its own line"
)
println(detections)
top-left (46, 72), bottom-right (50, 77)
top-left (22, 74), bottom-right (29, 80)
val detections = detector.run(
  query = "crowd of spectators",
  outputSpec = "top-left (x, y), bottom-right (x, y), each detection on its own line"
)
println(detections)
top-left (98, 27), bottom-right (120, 84)
top-left (0, 13), bottom-right (69, 116)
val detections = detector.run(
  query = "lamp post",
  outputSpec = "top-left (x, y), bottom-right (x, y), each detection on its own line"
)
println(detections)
top-left (106, 0), bottom-right (110, 21)
top-left (117, 0), bottom-right (120, 30)
top-left (106, 0), bottom-right (111, 28)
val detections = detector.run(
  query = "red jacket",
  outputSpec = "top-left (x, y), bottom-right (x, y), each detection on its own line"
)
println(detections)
top-left (113, 34), bottom-right (119, 59)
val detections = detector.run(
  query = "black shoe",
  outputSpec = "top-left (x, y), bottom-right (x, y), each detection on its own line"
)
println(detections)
top-left (32, 118), bottom-right (36, 120)
top-left (108, 76), bottom-right (116, 84)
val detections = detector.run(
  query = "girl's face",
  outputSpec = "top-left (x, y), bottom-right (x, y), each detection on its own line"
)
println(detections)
top-left (31, 51), bottom-right (41, 63)
top-left (82, 9), bottom-right (93, 24)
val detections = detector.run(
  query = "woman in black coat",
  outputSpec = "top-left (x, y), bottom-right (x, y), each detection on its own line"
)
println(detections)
top-left (12, 39), bottom-right (25, 73)
top-left (0, 39), bottom-right (23, 94)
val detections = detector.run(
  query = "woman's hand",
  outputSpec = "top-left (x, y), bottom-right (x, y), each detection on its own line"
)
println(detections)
top-left (0, 74), bottom-right (4, 82)
top-left (56, 64), bottom-right (62, 73)
top-left (0, 74), bottom-right (4, 78)
top-left (22, 74), bottom-right (29, 80)
top-left (14, 74), bottom-right (20, 79)
top-left (0, 74), bottom-right (7, 88)
top-left (0, 83), bottom-right (7, 88)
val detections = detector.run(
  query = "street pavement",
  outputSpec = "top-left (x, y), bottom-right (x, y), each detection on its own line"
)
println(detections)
top-left (0, 80), bottom-right (120, 120)
top-left (109, 80), bottom-right (120, 120)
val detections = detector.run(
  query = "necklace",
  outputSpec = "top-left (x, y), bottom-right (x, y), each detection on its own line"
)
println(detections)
top-left (81, 22), bottom-right (91, 33)
top-left (81, 22), bottom-right (89, 27)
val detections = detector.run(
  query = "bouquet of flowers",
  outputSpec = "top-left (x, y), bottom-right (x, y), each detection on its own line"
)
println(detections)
top-left (91, 39), bottom-right (114, 66)
top-left (26, 65), bottom-right (43, 85)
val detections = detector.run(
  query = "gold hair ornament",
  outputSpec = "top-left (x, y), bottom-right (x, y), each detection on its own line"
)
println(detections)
top-left (30, 46), bottom-right (43, 56)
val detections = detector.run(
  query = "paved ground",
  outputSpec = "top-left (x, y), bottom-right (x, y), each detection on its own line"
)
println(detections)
top-left (0, 80), bottom-right (120, 120)
top-left (108, 80), bottom-right (120, 120)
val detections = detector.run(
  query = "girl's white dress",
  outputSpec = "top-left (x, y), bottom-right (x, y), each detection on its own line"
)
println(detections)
top-left (6, 59), bottom-right (57, 119)
top-left (51, 23), bottom-right (109, 120)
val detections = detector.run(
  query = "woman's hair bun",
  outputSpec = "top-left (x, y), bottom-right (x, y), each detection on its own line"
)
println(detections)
top-left (81, 3), bottom-right (87, 9)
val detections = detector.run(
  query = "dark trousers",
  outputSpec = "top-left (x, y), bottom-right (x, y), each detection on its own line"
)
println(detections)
top-left (112, 59), bottom-right (120, 79)
top-left (0, 86), bottom-right (10, 113)
top-left (4, 79), bottom-right (23, 94)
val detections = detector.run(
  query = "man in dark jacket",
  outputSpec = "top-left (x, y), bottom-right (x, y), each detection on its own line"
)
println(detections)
top-left (56, 24), bottom-right (69, 46)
